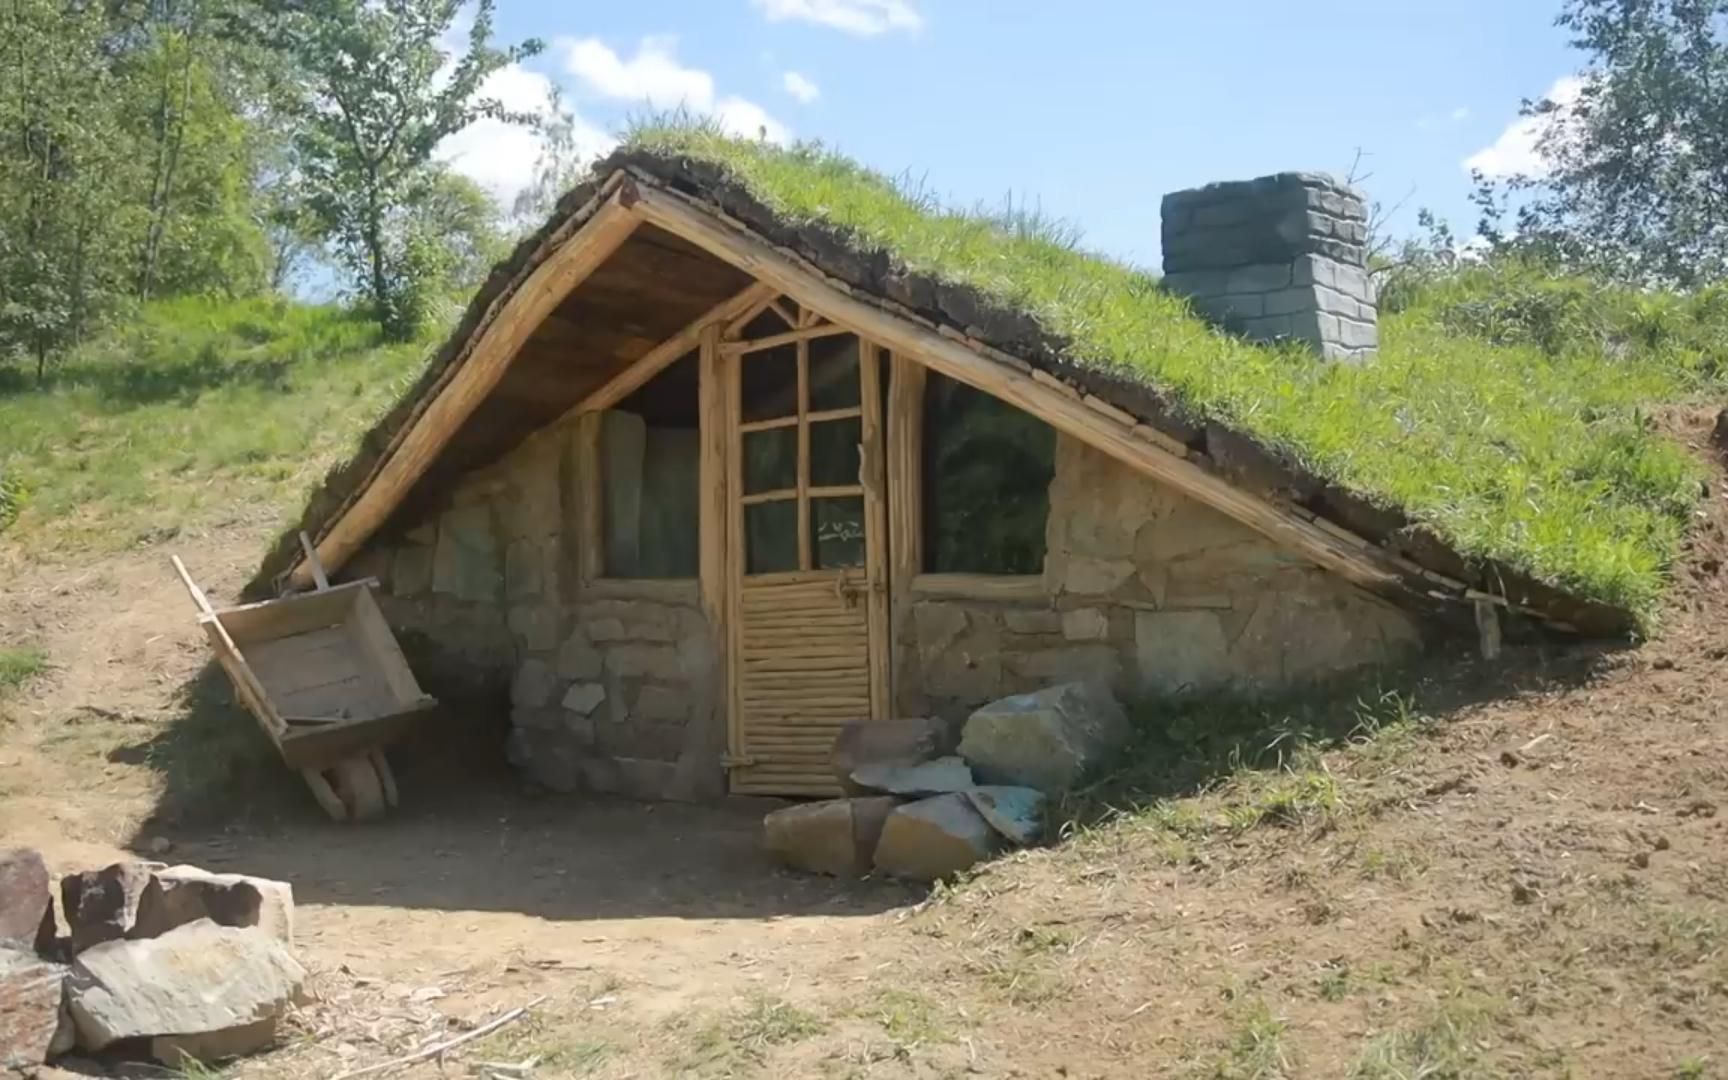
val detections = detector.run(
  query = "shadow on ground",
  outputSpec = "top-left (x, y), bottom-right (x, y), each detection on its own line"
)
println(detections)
top-left (112, 660), bottom-right (918, 922)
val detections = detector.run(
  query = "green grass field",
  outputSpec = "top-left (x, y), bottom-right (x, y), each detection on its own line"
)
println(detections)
top-left (0, 296), bottom-right (426, 554)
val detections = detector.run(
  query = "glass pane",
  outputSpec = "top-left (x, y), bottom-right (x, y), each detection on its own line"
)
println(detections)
top-left (923, 373), bottom-right (1054, 575)
top-left (745, 499), bottom-right (799, 575)
top-left (812, 497), bottom-right (866, 569)
top-left (600, 410), bottom-right (700, 580)
top-left (807, 334), bottom-right (861, 411)
top-left (741, 344), bottom-right (798, 423)
top-left (743, 426), bottom-right (797, 494)
top-left (808, 417), bottom-right (862, 488)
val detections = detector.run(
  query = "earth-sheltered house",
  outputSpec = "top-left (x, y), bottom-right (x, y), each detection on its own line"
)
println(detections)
top-left (250, 142), bottom-right (1634, 801)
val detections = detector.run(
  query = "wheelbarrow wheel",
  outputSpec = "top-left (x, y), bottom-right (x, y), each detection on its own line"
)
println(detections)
top-left (301, 768), bottom-right (349, 822)
top-left (330, 756), bottom-right (387, 822)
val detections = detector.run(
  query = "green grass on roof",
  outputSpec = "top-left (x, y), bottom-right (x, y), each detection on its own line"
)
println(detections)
top-left (625, 119), bottom-right (1727, 624)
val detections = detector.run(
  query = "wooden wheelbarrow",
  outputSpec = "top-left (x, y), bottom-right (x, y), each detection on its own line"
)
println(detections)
top-left (171, 535), bottom-right (437, 822)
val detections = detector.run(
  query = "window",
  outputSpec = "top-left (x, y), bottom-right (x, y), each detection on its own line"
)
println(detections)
top-left (922, 372), bottom-right (1054, 575)
top-left (599, 350), bottom-right (700, 579)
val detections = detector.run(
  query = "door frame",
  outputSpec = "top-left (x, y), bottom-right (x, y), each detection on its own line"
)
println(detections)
top-left (714, 298), bottom-right (891, 793)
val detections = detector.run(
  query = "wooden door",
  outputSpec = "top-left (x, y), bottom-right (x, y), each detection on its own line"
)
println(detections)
top-left (726, 308), bottom-right (888, 795)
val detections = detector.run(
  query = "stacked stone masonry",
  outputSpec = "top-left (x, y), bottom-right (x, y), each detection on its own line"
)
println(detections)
top-left (1161, 172), bottom-right (1379, 362)
top-left (354, 385), bottom-right (1419, 801)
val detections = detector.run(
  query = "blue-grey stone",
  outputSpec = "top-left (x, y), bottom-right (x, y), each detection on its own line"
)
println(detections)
top-left (966, 786), bottom-right (1046, 846)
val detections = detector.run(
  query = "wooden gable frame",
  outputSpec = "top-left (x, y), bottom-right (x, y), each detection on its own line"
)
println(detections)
top-left (286, 168), bottom-right (1416, 609)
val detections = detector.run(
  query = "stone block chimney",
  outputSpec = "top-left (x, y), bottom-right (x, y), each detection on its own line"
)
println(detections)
top-left (1160, 172), bottom-right (1377, 362)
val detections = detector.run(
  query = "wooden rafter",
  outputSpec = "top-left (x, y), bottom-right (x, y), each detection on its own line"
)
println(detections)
top-left (573, 281), bottom-right (774, 417)
top-left (286, 185), bottom-right (643, 590)
top-left (630, 179), bottom-right (1409, 598)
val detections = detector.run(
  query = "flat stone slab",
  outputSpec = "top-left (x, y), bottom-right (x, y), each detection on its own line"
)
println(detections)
top-left (132, 866), bottom-right (294, 947)
top-left (872, 794), bottom-right (1004, 882)
top-left (850, 755), bottom-right (974, 797)
top-left (960, 681), bottom-right (1128, 794)
top-left (965, 786), bottom-right (1046, 846)
top-left (151, 1016), bottom-right (279, 1067)
top-left (0, 948), bottom-right (71, 1068)
top-left (67, 919), bottom-right (305, 1052)
top-left (0, 849), bottom-right (54, 955)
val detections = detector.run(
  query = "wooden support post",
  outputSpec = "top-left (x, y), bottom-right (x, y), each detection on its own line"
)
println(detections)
top-left (1474, 598), bottom-right (1502, 660)
top-left (859, 340), bottom-right (890, 722)
top-left (573, 411), bottom-right (604, 584)
top-left (698, 321), bottom-right (730, 753)
top-left (885, 353), bottom-right (925, 714)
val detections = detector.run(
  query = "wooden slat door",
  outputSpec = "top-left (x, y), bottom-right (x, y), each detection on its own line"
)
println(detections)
top-left (726, 308), bottom-right (887, 795)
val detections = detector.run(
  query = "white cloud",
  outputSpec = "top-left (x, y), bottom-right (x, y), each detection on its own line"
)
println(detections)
top-left (1464, 75), bottom-right (1584, 178)
top-left (782, 70), bottom-right (820, 104)
top-left (436, 63), bottom-right (614, 205)
top-left (1450, 106), bottom-right (1470, 122)
top-left (558, 36), bottom-right (789, 143)
top-left (751, 0), bottom-right (922, 36)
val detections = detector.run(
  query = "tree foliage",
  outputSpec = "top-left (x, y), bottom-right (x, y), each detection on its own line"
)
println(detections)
top-left (266, 0), bottom-right (537, 338)
top-left (1485, 0), bottom-right (1728, 285)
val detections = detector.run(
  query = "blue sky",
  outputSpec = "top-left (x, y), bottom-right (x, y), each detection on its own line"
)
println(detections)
top-left (438, 0), bottom-right (1588, 270)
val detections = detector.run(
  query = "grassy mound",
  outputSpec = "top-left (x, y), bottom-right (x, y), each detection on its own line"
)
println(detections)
top-left (0, 296), bottom-right (427, 553)
top-left (625, 122), bottom-right (1727, 622)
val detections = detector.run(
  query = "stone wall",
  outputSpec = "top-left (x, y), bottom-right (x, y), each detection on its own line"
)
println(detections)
top-left (353, 417), bottom-right (1419, 798)
top-left (896, 434), bottom-right (1421, 720)
top-left (1161, 172), bottom-right (1378, 362)
top-left (350, 418), bottom-right (726, 803)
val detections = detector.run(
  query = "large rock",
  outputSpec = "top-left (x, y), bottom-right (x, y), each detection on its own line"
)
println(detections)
top-left (0, 948), bottom-right (71, 1068)
top-left (132, 866), bottom-right (294, 947)
top-left (850, 755), bottom-right (974, 797)
top-left (61, 863), bottom-right (152, 954)
top-left (965, 786), bottom-right (1046, 846)
top-left (0, 850), bottom-right (54, 955)
top-left (67, 919), bottom-right (305, 1052)
top-left (763, 797), bottom-right (900, 877)
top-left (872, 794), bottom-right (1004, 882)
top-left (831, 717), bottom-right (956, 796)
top-left (959, 681), bottom-right (1128, 794)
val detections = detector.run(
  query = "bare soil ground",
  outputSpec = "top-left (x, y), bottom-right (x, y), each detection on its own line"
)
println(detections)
top-left (5, 419), bottom-right (1728, 1078)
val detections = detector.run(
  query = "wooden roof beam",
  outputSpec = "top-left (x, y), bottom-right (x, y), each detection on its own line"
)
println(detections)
top-left (575, 281), bottom-right (776, 417)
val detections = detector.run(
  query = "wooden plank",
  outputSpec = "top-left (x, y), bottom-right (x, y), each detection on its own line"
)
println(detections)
top-left (633, 182), bottom-right (1408, 597)
top-left (724, 333), bottom-right (748, 790)
top-left (576, 281), bottom-right (774, 417)
top-left (911, 573), bottom-right (1049, 602)
top-left (722, 322), bottom-right (856, 355)
top-left (698, 321), bottom-right (729, 756)
top-left (724, 293), bottom-right (779, 339)
top-left (289, 189), bottom-right (642, 588)
top-left (859, 339), bottom-right (890, 724)
top-left (768, 298), bottom-right (799, 328)
top-left (740, 405), bottom-right (860, 433)
top-left (213, 583), bottom-right (363, 645)
top-left (348, 588), bottom-right (428, 709)
top-left (574, 410), bottom-right (604, 583)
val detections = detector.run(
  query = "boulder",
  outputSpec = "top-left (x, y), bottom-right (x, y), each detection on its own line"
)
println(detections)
top-left (872, 794), bottom-right (1004, 882)
top-left (959, 681), bottom-right (1128, 794)
top-left (60, 863), bottom-right (152, 954)
top-left (849, 796), bottom-right (900, 864)
top-left (0, 948), bottom-right (71, 1068)
top-left (965, 786), bottom-right (1046, 846)
top-left (765, 799), bottom-right (876, 877)
top-left (67, 919), bottom-right (305, 1052)
top-left (151, 1017), bottom-right (279, 1067)
top-left (850, 755), bottom-right (974, 797)
top-left (132, 866), bottom-right (294, 947)
top-left (831, 717), bottom-right (957, 796)
top-left (0, 849), bottom-right (55, 955)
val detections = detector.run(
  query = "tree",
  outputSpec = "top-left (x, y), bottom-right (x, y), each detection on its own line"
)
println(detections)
top-left (1488, 0), bottom-right (1728, 286)
top-left (268, 0), bottom-right (540, 338)
top-left (510, 85), bottom-right (598, 232)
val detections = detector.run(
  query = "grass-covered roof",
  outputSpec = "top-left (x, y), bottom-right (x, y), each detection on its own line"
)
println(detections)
top-left (619, 121), bottom-right (1724, 627)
